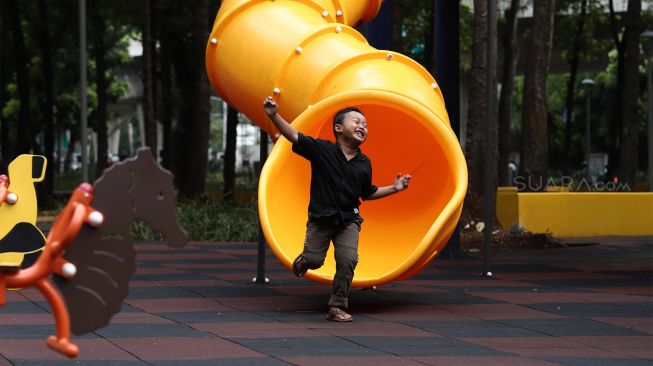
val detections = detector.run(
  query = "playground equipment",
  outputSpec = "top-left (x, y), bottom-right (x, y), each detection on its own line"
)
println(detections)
top-left (206, 0), bottom-right (467, 286)
top-left (0, 155), bottom-right (47, 268)
top-left (1, 183), bottom-right (103, 357)
top-left (54, 148), bottom-right (189, 335)
top-left (1, 148), bottom-right (188, 358)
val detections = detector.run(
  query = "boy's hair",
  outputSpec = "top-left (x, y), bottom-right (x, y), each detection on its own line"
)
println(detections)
top-left (333, 107), bottom-right (364, 136)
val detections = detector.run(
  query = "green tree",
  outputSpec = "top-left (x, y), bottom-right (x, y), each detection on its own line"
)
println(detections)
top-left (464, 0), bottom-right (498, 218)
top-left (498, 0), bottom-right (521, 186)
top-left (617, 0), bottom-right (642, 187)
top-left (520, 0), bottom-right (556, 186)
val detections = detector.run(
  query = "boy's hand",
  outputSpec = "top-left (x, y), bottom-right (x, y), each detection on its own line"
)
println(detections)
top-left (263, 96), bottom-right (279, 117)
top-left (394, 173), bottom-right (412, 192)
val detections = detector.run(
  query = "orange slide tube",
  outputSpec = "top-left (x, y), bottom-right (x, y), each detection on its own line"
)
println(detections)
top-left (206, 0), bottom-right (468, 287)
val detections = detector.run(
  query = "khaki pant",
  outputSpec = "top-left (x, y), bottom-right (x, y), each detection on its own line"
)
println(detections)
top-left (300, 216), bottom-right (362, 309)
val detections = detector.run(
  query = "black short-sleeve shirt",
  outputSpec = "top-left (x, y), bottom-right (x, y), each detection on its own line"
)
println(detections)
top-left (292, 133), bottom-right (378, 224)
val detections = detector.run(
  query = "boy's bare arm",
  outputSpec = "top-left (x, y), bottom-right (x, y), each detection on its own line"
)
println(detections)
top-left (263, 96), bottom-right (298, 144)
top-left (367, 173), bottom-right (412, 200)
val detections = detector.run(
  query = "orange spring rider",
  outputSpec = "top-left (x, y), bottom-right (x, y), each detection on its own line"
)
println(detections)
top-left (0, 182), bottom-right (103, 358)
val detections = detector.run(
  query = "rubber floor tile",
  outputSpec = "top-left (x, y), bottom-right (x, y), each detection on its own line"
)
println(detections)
top-left (230, 336), bottom-right (390, 357)
top-left (540, 357), bottom-right (653, 366)
top-left (410, 356), bottom-right (564, 366)
top-left (280, 355), bottom-right (426, 366)
top-left (498, 318), bottom-right (651, 336)
top-left (340, 336), bottom-right (508, 357)
top-left (0, 338), bottom-right (138, 361)
top-left (108, 337), bottom-right (265, 360)
top-left (125, 297), bottom-right (232, 313)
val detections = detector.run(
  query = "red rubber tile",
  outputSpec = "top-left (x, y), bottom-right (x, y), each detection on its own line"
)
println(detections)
top-left (496, 272), bottom-right (630, 281)
top-left (218, 296), bottom-right (319, 311)
top-left (311, 322), bottom-right (439, 337)
top-left (108, 337), bottom-right (264, 360)
top-left (437, 304), bottom-right (567, 320)
top-left (137, 253), bottom-right (235, 261)
top-left (281, 355), bottom-right (426, 366)
top-left (0, 313), bottom-right (53, 325)
top-left (492, 346), bottom-right (629, 358)
top-left (463, 336), bottom-right (585, 349)
top-left (129, 279), bottom-right (234, 287)
top-left (363, 305), bottom-right (478, 322)
top-left (591, 317), bottom-right (653, 334)
top-left (564, 335), bottom-right (653, 349)
top-left (110, 312), bottom-right (176, 324)
top-left (411, 356), bottom-right (564, 366)
top-left (193, 322), bottom-right (328, 338)
top-left (125, 298), bottom-right (232, 313)
top-left (0, 339), bottom-right (137, 360)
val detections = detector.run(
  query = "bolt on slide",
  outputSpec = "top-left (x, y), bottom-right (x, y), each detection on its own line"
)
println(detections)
top-left (206, 0), bottom-right (467, 287)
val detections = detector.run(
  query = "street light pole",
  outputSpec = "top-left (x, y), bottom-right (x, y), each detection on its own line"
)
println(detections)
top-left (642, 31), bottom-right (653, 192)
top-left (581, 78), bottom-right (595, 186)
top-left (79, 0), bottom-right (88, 182)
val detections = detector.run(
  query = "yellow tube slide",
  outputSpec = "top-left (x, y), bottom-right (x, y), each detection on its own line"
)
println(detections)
top-left (206, 0), bottom-right (468, 287)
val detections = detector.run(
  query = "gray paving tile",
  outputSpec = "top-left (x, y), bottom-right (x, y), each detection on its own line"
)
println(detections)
top-left (543, 357), bottom-right (653, 366)
top-left (94, 323), bottom-right (214, 338)
top-left (497, 318), bottom-right (651, 336)
top-left (159, 311), bottom-right (277, 323)
top-left (126, 287), bottom-right (202, 299)
top-left (151, 358), bottom-right (292, 366)
top-left (0, 325), bottom-right (98, 339)
top-left (526, 302), bottom-right (653, 318)
top-left (405, 320), bottom-right (547, 338)
top-left (342, 336), bottom-right (509, 356)
top-left (231, 337), bottom-right (389, 357)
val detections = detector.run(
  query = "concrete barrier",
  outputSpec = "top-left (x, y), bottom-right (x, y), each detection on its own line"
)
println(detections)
top-left (496, 187), bottom-right (653, 237)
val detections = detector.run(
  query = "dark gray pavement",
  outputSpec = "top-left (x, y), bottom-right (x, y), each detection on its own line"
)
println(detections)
top-left (1, 236), bottom-right (651, 365)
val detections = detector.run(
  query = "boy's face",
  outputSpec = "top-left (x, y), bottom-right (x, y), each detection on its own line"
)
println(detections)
top-left (336, 111), bottom-right (368, 144)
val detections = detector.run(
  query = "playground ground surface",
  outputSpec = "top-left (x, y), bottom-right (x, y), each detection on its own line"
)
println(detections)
top-left (1, 236), bottom-right (651, 365)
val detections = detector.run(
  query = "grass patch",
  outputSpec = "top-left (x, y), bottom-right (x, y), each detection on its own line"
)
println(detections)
top-left (130, 198), bottom-right (259, 242)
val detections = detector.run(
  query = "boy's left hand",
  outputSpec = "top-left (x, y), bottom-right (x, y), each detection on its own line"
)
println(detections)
top-left (394, 173), bottom-right (412, 192)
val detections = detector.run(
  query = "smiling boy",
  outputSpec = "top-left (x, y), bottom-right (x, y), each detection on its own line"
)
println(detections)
top-left (263, 96), bottom-right (411, 322)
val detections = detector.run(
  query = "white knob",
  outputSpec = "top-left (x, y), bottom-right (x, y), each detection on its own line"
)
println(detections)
top-left (322, 10), bottom-right (329, 17)
top-left (295, 46), bottom-right (302, 54)
top-left (386, 53), bottom-right (393, 60)
top-left (210, 38), bottom-right (217, 45)
top-left (336, 10), bottom-right (343, 16)
top-left (274, 133), bottom-right (280, 139)
top-left (335, 26), bottom-right (342, 33)
top-left (6, 192), bottom-right (17, 204)
top-left (431, 82), bottom-right (439, 89)
top-left (88, 211), bottom-right (104, 227)
top-left (61, 263), bottom-right (77, 279)
top-left (273, 87), bottom-right (280, 94)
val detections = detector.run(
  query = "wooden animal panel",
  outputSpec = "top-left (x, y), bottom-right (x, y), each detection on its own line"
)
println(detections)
top-left (54, 147), bottom-right (189, 335)
top-left (0, 155), bottom-right (47, 268)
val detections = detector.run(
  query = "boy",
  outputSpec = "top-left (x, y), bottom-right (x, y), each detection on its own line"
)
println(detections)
top-left (263, 96), bottom-right (411, 322)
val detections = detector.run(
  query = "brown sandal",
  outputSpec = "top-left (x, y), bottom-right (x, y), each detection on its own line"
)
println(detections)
top-left (326, 307), bottom-right (352, 322)
top-left (292, 254), bottom-right (308, 277)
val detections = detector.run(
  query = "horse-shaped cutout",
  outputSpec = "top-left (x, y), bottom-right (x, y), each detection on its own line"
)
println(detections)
top-left (53, 147), bottom-right (189, 336)
top-left (0, 155), bottom-right (47, 268)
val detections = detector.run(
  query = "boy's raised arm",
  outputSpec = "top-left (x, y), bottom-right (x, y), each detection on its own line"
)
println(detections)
top-left (263, 96), bottom-right (298, 144)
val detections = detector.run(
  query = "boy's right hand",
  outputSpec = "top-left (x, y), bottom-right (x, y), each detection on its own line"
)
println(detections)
top-left (263, 96), bottom-right (279, 117)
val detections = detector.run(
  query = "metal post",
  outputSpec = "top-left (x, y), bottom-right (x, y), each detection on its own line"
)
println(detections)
top-left (648, 52), bottom-right (653, 192)
top-left (581, 78), bottom-right (594, 186)
top-left (483, 0), bottom-right (497, 277)
top-left (79, 0), bottom-right (88, 182)
top-left (643, 31), bottom-right (653, 192)
top-left (435, 0), bottom-right (464, 259)
top-left (253, 129), bottom-right (269, 284)
top-left (586, 90), bottom-right (591, 183)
